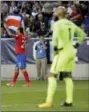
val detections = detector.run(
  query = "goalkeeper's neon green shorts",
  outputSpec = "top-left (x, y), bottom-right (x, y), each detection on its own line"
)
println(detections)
top-left (50, 47), bottom-right (76, 74)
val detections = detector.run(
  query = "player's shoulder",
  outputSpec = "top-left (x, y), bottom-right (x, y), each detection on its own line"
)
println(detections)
top-left (58, 19), bottom-right (71, 24)
top-left (54, 20), bottom-right (60, 25)
top-left (16, 34), bottom-right (23, 38)
top-left (62, 19), bottom-right (76, 27)
top-left (66, 19), bottom-right (75, 25)
top-left (15, 34), bottom-right (20, 38)
top-left (54, 20), bottom-right (64, 27)
top-left (65, 19), bottom-right (76, 25)
top-left (53, 21), bottom-right (60, 28)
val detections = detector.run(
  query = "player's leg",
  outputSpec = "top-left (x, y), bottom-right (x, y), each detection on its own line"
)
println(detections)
top-left (38, 74), bottom-right (57, 108)
top-left (21, 69), bottom-right (31, 87)
top-left (10, 54), bottom-right (20, 86)
top-left (20, 54), bottom-right (31, 87)
top-left (38, 55), bottom-right (59, 108)
top-left (60, 72), bottom-right (73, 106)
top-left (49, 50), bottom-right (74, 107)
top-left (7, 55), bottom-right (20, 87)
top-left (7, 68), bottom-right (19, 87)
top-left (11, 68), bottom-right (19, 82)
top-left (60, 52), bottom-right (75, 106)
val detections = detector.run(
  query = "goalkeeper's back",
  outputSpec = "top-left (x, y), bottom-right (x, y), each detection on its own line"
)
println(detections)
top-left (52, 18), bottom-right (86, 49)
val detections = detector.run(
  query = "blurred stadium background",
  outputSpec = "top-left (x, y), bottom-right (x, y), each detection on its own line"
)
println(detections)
top-left (1, 1), bottom-right (89, 111)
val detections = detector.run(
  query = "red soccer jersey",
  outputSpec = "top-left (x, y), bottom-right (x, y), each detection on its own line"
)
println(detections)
top-left (15, 34), bottom-right (27, 54)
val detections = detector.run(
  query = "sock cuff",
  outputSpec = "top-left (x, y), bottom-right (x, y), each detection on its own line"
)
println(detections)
top-left (48, 77), bottom-right (56, 80)
top-left (15, 71), bottom-right (19, 74)
top-left (23, 70), bottom-right (27, 73)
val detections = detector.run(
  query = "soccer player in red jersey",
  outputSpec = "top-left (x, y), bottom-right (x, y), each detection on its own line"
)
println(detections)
top-left (4, 24), bottom-right (31, 87)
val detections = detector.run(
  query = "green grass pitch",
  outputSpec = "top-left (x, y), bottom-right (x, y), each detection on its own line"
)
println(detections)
top-left (1, 80), bottom-right (89, 111)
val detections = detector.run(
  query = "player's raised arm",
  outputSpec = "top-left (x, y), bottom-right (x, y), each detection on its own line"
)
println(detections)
top-left (4, 23), bottom-right (16, 38)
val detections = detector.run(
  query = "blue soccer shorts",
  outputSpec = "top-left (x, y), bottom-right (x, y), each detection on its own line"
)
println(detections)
top-left (16, 54), bottom-right (26, 69)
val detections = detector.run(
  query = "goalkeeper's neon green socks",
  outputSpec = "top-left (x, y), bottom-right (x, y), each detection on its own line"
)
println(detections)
top-left (46, 77), bottom-right (57, 103)
top-left (64, 77), bottom-right (74, 103)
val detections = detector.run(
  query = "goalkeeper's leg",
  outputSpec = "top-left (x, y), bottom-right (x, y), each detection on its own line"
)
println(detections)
top-left (38, 54), bottom-right (59, 108)
top-left (38, 73), bottom-right (57, 108)
top-left (60, 72), bottom-right (73, 107)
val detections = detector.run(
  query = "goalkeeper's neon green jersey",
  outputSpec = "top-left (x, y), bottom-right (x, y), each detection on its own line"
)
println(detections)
top-left (52, 19), bottom-right (86, 49)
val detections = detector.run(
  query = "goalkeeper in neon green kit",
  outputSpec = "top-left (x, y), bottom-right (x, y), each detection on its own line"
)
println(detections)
top-left (38, 6), bottom-right (86, 108)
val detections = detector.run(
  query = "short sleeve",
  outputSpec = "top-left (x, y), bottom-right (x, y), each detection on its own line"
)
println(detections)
top-left (15, 35), bottom-right (19, 39)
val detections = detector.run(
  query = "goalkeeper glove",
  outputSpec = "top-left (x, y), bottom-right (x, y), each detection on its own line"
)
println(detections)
top-left (54, 46), bottom-right (58, 55)
top-left (74, 43), bottom-right (80, 49)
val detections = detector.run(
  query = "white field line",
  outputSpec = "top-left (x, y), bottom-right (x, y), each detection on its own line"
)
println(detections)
top-left (2, 87), bottom-right (88, 94)
top-left (2, 102), bottom-right (88, 109)
top-left (2, 103), bottom-right (38, 107)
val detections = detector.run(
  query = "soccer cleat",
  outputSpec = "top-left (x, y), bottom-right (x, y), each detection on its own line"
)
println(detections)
top-left (60, 102), bottom-right (72, 107)
top-left (38, 102), bottom-right (53, 108)
top-left (26, 82), bottom-right (31, 87)
top-left (6, 82), bottom-right (15, 87)
top-left (23, 82), bottom-right (31, 87)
